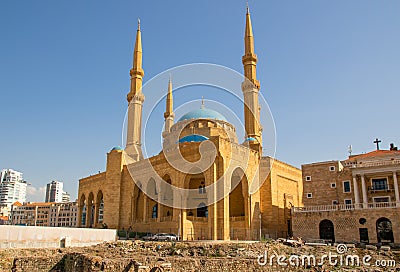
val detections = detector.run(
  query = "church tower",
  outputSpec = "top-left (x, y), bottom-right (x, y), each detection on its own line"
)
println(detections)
top-left (126, 19), bottom-right (145, 161)
top-left (163, 77), bottom-right (174, 135)
top-left (242, 5), bottom-right (262, 153)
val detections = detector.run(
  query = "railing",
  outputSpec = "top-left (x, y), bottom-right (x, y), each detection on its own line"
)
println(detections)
top-left (368, 186), bottom-right (394, 193)
top-left (349, 159), bottom-right (400, 168)
top-left (186, 216), bottom-right (207, 222)
top-left (367, 202), bottom-right (397, 208)
top-left (160, 216), bottom-right (173, 222)
top-left (230, 216), bottom-right (245, 222)
top-left (293, 202), bottom-right (399, 213)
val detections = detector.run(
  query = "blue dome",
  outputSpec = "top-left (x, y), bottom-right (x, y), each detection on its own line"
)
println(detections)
top-left (244, 137), bottom-right (257, 142)
top-left (178, 134), bottom-right (209, 143)
top-left (111, 146), bottom-right (123, 151)
top-left (178, 107), bottom-right (227, 122)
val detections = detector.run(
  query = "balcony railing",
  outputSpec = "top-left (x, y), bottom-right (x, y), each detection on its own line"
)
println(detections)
top-left (349, 159), bottom-right (400, 168)
top-left (293, 202), bottom-right (399, 213)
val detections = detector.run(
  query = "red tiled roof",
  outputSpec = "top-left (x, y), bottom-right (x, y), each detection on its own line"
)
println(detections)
top-left (0, 216), bottom-right (8, 221)
top-left (12, 201), bottom-right (23, 207)
top-left (347, 150), bottom-right (400, 161)
top-left (25, 202), bottom-right (55, 207)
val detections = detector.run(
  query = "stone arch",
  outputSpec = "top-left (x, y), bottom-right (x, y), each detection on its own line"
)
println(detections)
top-left (87, 192), bottom-right (95, 228)
top-left (96, 190), bottom-right (104, 225)
top-left (376, 217), bottom-right (394, 244)
top-left (134, 182), bottom-right (144, 222)
top-left (184, 169), bottom-right (207, 217)
top-left (79, 194), bottom-right (87, 227)
top-left (160, 174), bottom-right (173, 218)
top-left (319, 219), bottom-right (335, 242)
top-left (146, 178), bottom-right (158, 220)
top-left (229, 168), bottom-right (248, 218)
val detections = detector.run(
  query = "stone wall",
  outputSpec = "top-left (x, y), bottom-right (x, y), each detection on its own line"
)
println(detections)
top-left (0, 225), bottom-right (116, 249)
top-left (293, 207), bottom-right (400, 244)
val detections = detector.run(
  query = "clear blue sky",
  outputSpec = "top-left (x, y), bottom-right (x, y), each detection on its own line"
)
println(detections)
top-left (1, 1), bottom-right (399, 202)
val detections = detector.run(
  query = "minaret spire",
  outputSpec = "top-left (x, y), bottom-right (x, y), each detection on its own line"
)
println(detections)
top-left (241, 4), bottom-right (262, 153)
top-left (127, 19), bottom-right (144, 102)
top-left (243, 4), bottom-right (259, 89)
top-left (126, 20), bottom-right (145, 161)
top-left (164, 76), bottom-right (174, 119)
top-left (163, 77), bottom-right (175, 136)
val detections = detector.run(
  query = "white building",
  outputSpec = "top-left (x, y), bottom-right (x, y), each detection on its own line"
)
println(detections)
top-left (62, 191), bottom-right (70, 202)
top-left (49, 201), bottom-right (78, 227)
top-left (45, 180), bottom-right (64, 202)
top-left (0, 169), bottom-right (27, 216)
top-left (11, 201), bottom-right (78, 227)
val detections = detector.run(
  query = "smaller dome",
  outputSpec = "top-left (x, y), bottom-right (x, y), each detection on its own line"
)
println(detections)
top-left (178, 107), bottom-right (227, 122)
top-left (111, 146), bottom-right (123, 151)
top-left (178, 134), bottom-right (209, 143)
top-left (244, 137), bottom-right (257, 142)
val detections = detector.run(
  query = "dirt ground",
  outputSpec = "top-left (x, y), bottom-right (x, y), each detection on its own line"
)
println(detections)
top-left (0, 239), bottom-right (399, 271)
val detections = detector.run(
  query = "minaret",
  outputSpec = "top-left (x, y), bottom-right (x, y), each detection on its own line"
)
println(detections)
top-left (242, 4), bottom-right (262, 152)
top-left (163, 77), bottom-right (174, 135)
top-left (126, 19), bottom-right (145, 161)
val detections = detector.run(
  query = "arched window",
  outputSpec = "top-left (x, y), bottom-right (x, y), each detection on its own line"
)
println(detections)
top-left (376, 217), bottom-right (394, 243)
top-left (152, 204), bottom-right (158, 218)
top-left (98, 199), bottom-right (104, 223)
top-left (81, 203), bottom-right (87, 227)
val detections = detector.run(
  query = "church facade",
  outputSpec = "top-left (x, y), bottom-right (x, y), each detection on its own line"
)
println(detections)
top-left (293, 146), bottom-right (400, 245)
top-left (78, 8), bottom-right (302, 240)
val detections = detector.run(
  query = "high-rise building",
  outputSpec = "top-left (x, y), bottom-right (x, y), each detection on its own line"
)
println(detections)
top-left (0, 169), bottom-right (27, 216)
top-left (62, 191), bottom-right (70, 202)
top-left (45, 180), bottom-right (64, 203)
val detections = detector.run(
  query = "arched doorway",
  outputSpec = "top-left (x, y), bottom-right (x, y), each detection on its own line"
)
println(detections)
top-left (87, 192), bottom-right (94, 228)
top-left (135, 182), bottom-right (144, 222)
top-left (376, 217), bottom-right (394, 243)
top-left (79, 194), bottom-right (86, 227)
top-left (229, 169), bottom-right (247, 218)
top-left (186, 172), bottom-right (207, 217)
top-left (146, 178), bottom-right (158, 221)
top-left (96, 190), bottom-right (104, 225)
top-left (319, 219), bottom-right (335, 242)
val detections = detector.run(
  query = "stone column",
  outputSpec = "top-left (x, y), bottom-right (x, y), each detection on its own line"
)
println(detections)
top-left (361, 175), bottom-right (368, 208)
top-left (393, 172), bottom-right (400, 206)
top-left (353, 176), bottom-right (360, 208)
top-left (143, 195), bottom-right (147, 222)
top-left (77, 204), bottom-right (83, 227)
top-left (93, 201), bottom-right (99, 228)
top-left (157, 194), bottom-right (161, 222)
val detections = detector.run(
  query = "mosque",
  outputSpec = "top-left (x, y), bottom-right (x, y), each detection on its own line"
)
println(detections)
top-left (78, 7), bottom-right (303, 240)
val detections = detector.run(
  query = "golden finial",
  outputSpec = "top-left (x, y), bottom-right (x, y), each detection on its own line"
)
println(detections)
top-left (138, 18), bottom-right (141, 30)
